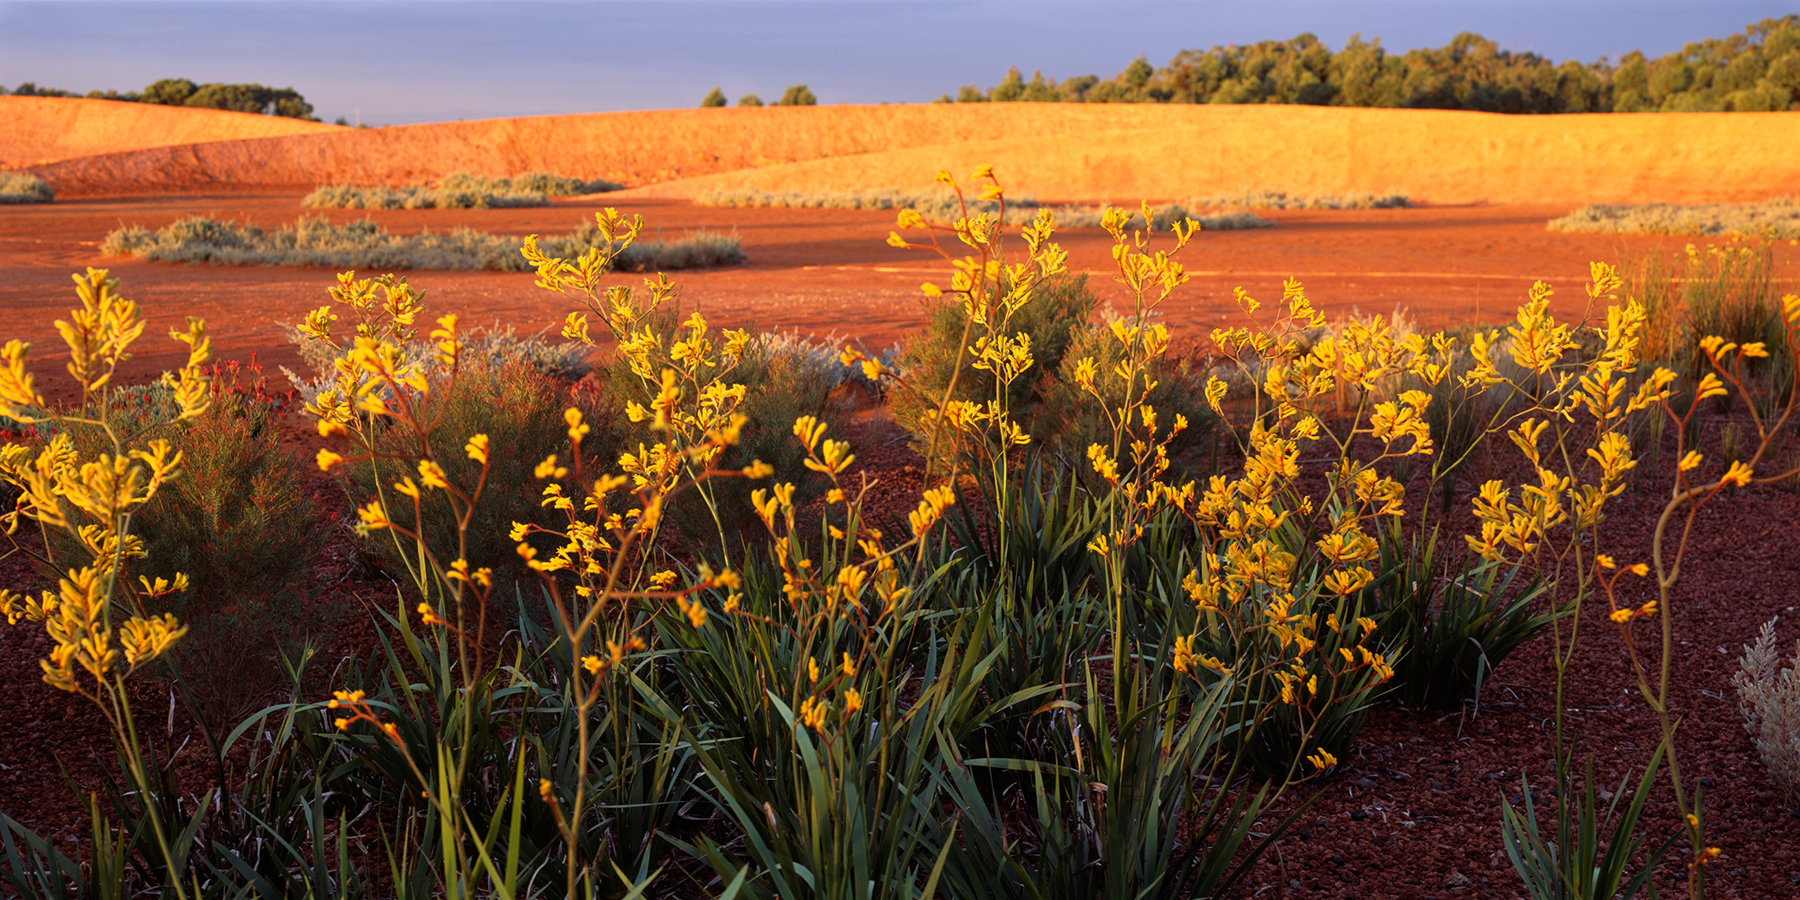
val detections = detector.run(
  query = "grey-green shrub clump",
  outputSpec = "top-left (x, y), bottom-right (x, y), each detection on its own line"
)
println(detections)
top-left (0, 172), bottom-right (53, 204)
top-left (102, 215), bottom-right (744, 271)
top-left (303, 172), bottom-right (624, 210)
top-left (696, 188), bottom-right (1274, 230)
top-left (1734, 617), bottom-right (1800, 808)
top-left (1548, 199), bottom-right (1800, 239)
top-left (1189, 189), bottom-right (1411, 209)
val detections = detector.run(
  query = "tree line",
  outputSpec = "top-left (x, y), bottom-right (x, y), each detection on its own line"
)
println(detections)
top-left (699, 84), bottom-right (817, 107)
top-left (941, 16), bottom-right (1800, 114)
top-left (1, 77), bottom-right (315, 119)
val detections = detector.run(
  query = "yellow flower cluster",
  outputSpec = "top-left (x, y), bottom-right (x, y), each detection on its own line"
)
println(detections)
top-left (0, 271), bottom-right (207, 702)
top-left (887, 169), bottom-right (1068, 471)
top-left (1460, 265), bottom-right (1674, 564)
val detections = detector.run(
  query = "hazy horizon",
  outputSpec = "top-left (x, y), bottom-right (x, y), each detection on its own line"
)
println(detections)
top-left (2, 0), bottom-right (1795, 125)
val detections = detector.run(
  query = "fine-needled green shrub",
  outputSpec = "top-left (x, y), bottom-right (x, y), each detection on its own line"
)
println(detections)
top-left (0, 172), bottom-right (53, 204)
top-left (592, 316), bottom-right (851, 544)
top-left (51, 364), bottom-right (320, 732)
top-left (1734, 617), bottom-right (1800, 808)
top-left (343, 357), bottom-right (620, 601)
top-left (889, 271), bottom-right (1098, 466)
top-left (1622, 240), bottom-right (1783, 385)
top-left (1041, 315), bottom-right (1217, 475)
top-left (102, 214), bottom-right (744, 272)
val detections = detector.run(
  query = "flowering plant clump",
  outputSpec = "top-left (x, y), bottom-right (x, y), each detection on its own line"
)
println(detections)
top-left (0, 269), bottom-right (212, 898)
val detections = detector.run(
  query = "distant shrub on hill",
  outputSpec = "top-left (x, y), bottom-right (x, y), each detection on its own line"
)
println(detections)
top-left (0, 172), bottom-right (53, 204)
top-left (696, 188), bottom-right (1273, 230)
top-left (303, 172), bottom-right (623, 210)
top-left (700, 87), bottom-right (728, 107)
top-left (101, 215), bottom-right (744, 271)
top-left (1190, 189), bottom-right (1411, 209)
top-left (1548, 200), bottom-right (1800, 239)
top-left (2, 76), bottom-right (317, 118)
top-left (0, 81), bottom-right (75, 98)
top-left (941, 15), bottom-right (1800, 114)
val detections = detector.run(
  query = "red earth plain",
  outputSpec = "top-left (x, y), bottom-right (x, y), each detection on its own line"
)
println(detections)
top-left (3, 98), bottom-right (1800, 899)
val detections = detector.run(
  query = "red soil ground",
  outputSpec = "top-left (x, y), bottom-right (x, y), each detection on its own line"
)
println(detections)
top-left (4, 192), bottom-right (1795, 392)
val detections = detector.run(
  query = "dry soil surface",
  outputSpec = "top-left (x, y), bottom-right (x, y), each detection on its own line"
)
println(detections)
top-left (5, 193), bottom-right (1795, 388)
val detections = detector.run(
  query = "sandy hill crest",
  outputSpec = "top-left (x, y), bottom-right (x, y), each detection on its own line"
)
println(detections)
top-left (0, 96), bottom-right (340, 169)
top-left (13, 103), bottom-right (1800, 206)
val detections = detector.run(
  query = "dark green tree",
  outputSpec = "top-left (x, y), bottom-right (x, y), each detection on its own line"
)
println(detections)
top-left (142, 77), bottom-right (197, 105)
top-left (776, 83), bottom-right (817, 106)
top-left (700, 86), bottom-right (727, 107)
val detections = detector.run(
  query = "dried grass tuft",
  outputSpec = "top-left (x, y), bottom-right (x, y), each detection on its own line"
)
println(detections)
top-left (0, 171), bottom-right (53, 204)
top-left (101, 215), bottom-right (743, 271)
top-left (1549, 199), bottom-right (1800, 239)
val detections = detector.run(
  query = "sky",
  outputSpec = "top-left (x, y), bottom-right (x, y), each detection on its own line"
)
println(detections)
top-left (1, 0), bottom-right (1796, 125)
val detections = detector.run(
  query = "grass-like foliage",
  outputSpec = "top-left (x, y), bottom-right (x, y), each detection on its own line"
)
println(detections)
top-left (101, 213), bottom-right (744, 271)
top-left (1622, 239), bottom-right (1783, 381)
top-left (0, 172), bottom-right (53, 204)
top-left (1549, 199), bottom-right (1800, 239)
top-left (303, 172), bottom-right (624, 210)
top-left (697, 188), bottom-right (1274, 230)
top-left (1361, 522), bottom-right (1555, 710)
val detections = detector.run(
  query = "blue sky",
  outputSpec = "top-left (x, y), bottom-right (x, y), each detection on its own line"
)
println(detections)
top-left (2, 1), bottom-right (1795, 125)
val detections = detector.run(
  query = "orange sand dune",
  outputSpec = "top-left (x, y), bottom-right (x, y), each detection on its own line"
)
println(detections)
top-left (0, 96), bottom-right (340, 169)
top-left (21, 104), bottom-right (1800, 205)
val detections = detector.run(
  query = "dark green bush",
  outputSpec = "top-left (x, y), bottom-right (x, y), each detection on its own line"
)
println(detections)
top-left (592, 318), bottom-right (850, 545)
top-left (889, 272), bottom-right (1097, 466)
top-left (1041, 317), bottom-right (1216, 476)
top-left (51, 365), bottom-right (320, 729)
top-left (776, 84), bottom-right (818, 106)
top-left (346, 357), bottom-right (619, 599)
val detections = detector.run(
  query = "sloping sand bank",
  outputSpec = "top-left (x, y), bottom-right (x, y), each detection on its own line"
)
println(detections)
top-left (20, 104), bottom-right (1800, 205)
top-left (0, 96), bottom-right (340, 169)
